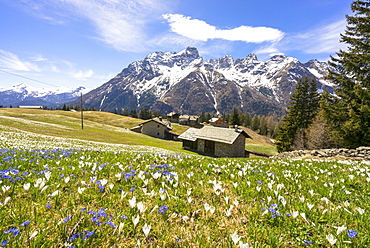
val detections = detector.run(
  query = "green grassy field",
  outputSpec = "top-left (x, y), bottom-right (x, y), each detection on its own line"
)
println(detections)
top-left (0, 108), bottom-right (276, 156)
top-left (0, 108), bottom-right (368, 247)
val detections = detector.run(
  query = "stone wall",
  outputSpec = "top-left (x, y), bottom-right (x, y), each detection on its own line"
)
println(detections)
top-left (272, 147), bottom-right (370, 160)
top-left (141, 121), bottom-right (167, 139)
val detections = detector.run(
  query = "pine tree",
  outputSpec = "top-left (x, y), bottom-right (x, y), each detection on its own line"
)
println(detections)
top-left (276, 76), bottom-right (320, 152)
top-left (130, 109), bottom-right (138, 118)
top-left (122, 109), bottom-right (129, 116)
top-left (205, 113), bottom-right (212, 123)
top-left (250, 115), bottom-right (260, 131)
top-left (229, 107), bottom-right (241, 126)
top-left (321, 0), bottom-right (370, 148)
top-left (244, 113), bottom-right (251, 127)
top-left (259, 116), bottom-right (267, 135)
top-left (199, 112), bottom-right (206, 123)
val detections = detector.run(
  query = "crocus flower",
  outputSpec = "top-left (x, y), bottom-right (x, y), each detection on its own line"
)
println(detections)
top-left (20, 220), bottom-right (31, 227)
top-left (347, 230), bottom-right (358, 238)
top-left (230, 231), bottom-right (241, 244)
top-left (132, 215), bottom-right (140, 228)
top-left (326, 234), bottom-right (337, 246)
top-left (23, 183), bottom-right (31, 191)
top-left (158, 205), bottom-right (168, 214)
top-left (142, 223), bottom-right (151, 238)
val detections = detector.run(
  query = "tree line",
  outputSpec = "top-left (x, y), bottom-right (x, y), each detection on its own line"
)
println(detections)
top-left (199, 110), bottom-right (280, 138)
top-left (276, 0), bottom-right (370, 152)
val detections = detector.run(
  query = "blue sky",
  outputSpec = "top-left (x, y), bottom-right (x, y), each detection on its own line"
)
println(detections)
top-left (0, 0), bottom-right (352, 89)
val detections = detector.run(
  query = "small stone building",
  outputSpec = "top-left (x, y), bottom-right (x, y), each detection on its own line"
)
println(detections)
top-left (130, 117), bottom-right (178, 140)
top-left (178, 126), bottom-right (250, 157)
top-left (179, 115), bottom-right (200, 127)
top-left (209, 118), bottom-right (229, 128)
top-left (167, 112), bottom-right (180, 123)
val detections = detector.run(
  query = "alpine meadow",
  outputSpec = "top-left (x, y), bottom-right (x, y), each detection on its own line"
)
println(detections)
top-left (1, 0), bottom-right (370, 247)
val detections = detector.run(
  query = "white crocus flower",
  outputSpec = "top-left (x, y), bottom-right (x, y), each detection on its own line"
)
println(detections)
top-left (142, 223), bottom-right (151, 238)
top-left (225, 205), bottom-right (234, 217)
top-left (40, 185), bottom-right (48, 193)
top-left (291, 211), bottom-right (299, 219)
top-left (118, 223), bottom-right (124, 234)
top-left (100, 179), bottom-right (108, 186)
top-left (108, 183), bottom-right (114, 190)
top-left (78, 187), bottom-right (86, 194)
top-left (128, 196), bottom-right (136, 208)
top-left (209, 206), bottom-right (216, 214)
top-left (132, 215), bottom-right (140, 228)
top-left (2, 185), bottom-right (10, 193)
top-left (280, 197), bottom-right (287, 207)
top-left (230, 231), bottom-right (241, 244)
top-left (137, 202), bottom-right (146, 214)
top-left (326, 234), bottom-right (337, 246)
top-left (307, 203), bottom-right (314, 210)
top-left (64, 176), bottom-right (70, 184)
top-left (239, 241), bottom-right (252, 248)
top-left (356, 207), bottom-right (365, 215)
top-left (152, 172), bottom-right (161, 180)
top-left (160, 191), bottom-right (166, 201)
top-left (300, 213), bottom-right (309, 223)
top-left (23, 183), bottom-right (31, 191)
top-left (50, 190), bottom-right (59, 197)
top-left (336, 225), bottom-right (347, 235)
top-left (29, 230), bottom-right (38, 239)
top-left (44, 171), bottom-right (52, 181)
top-left (4, 197), bottom-right (11, 205)
top-left (120, 191), bottom-right (127, 199)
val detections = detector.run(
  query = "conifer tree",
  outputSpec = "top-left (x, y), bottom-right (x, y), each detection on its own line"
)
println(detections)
top-left (250, 115), bottom-right (260, 131)
top-left (229, 107), bottom-right (241, 126)
top-left (321, 0), bottom-right (370, 148)
top-left (276, 76), bottom-right (320, 152)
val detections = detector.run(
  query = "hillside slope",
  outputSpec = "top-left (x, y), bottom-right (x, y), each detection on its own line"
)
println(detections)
top-left (0, 108), bottom-right (276, 155)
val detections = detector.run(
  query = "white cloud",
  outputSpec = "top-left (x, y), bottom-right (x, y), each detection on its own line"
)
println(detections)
top-left (31, 55), bottom-right (48, 62)
top-left (254, 43), bottom-right (280, 55)
top-left (13, 0), bottom-right (172, 52)
top-left (162, 14), bottom-right (284, 43)
top-left (72, 69), bottom-right (94, 80)
top-left (251, 18), bottom-right (347, 61)
top-left (0, 50), bottom-right (40, 71)
top-left (280, 19), bottom-right (347, 56)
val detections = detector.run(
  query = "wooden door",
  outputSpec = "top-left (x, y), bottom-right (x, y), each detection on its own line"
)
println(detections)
top-left (204, 140), bottom-right (215, 154)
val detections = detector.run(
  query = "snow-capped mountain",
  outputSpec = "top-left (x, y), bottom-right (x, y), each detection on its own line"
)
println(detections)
top-left (0, 83), bottom-right (87, 107)
top-left (76, 47), bottom-right (333, 116)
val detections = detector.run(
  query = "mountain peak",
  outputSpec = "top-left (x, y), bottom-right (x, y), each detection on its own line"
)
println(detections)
top-left (180, 47), bottom-right (199, 58)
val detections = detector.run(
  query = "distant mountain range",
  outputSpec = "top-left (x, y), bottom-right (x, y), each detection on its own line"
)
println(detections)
top-left (1, 47), bottom-right (334, 116)
top-left (0, 83), bottom-right (87, 108)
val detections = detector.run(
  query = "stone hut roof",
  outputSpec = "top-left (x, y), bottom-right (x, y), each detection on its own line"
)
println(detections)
top-left (178, 126), bottom-right (249, 144)
top-left (167, 112), bottom-right (179, 117)
top-left (140, 118), bottom-right (172, 130)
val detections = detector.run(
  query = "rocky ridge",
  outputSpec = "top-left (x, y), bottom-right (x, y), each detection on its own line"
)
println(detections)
top-left (75, 47), bottom-right (334, 116)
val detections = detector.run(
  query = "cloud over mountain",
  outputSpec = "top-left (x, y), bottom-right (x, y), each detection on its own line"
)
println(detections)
top-left (163, 14), bottom-right (284, 43)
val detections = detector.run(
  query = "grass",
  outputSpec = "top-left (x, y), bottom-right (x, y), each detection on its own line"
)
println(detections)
top-left (0, 142), bottom-right (368, 247)
top-left (246, 144), bottom-right (278, 156)
top-left (0, 108), bottom-right (191, 154)
top-left (0, 108), bottom-right (276, 156)
top-left (0, 109), bottom-right (368, 247)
